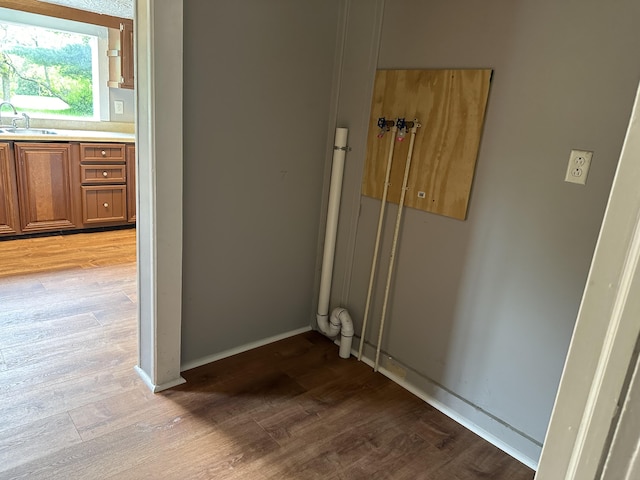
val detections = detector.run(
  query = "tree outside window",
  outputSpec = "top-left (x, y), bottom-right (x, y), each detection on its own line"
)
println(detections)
top-left (0, 21), bottom-right (98, 119)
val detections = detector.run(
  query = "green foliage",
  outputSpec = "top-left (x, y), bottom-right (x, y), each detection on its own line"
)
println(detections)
top-left (9, 43), bottom-right (92, 79)
top-left (15, 77), bottom-right (39, 95)
top-left (65, 78), bottom-right (93, 115)
top-left (0, 26), bottom-right (94, 117)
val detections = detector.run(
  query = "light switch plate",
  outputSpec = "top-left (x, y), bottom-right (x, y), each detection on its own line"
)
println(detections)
top-left (114, 100), bottom-right (124, 115)
top-left (565, 149), bottom-right (593, 185)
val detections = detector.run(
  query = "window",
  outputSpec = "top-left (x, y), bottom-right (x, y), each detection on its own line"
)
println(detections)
top-left (0, 7), bottom-right (108, 121)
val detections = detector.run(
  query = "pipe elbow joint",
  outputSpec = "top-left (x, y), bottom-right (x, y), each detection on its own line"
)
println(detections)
top-left (331, 307), bottom-right (354, 337)
top-left (316, 313), bottom-right (331, 336)
top-left (331, 307), bottom-right (354, 359)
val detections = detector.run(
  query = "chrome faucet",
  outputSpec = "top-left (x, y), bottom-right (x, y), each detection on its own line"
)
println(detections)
top-left (0, 102), bottom-right (30, 129)
top-left (12, 112), bottom-right (30, 129)
top-left (0, 101), bottom-right (18, 127)
top-left (0, 102), bottom-right (18, 119)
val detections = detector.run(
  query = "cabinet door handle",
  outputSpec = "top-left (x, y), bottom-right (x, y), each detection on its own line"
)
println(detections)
top-left (102, 171), bottom-right (109, 177)
top-left (103, 202), bottom-right (109, 208)
top-left (101, 150), bottom-right (107, 156)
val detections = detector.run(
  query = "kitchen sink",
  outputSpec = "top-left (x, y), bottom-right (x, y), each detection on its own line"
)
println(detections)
top-left (0, 128), bottom-right (58, 135)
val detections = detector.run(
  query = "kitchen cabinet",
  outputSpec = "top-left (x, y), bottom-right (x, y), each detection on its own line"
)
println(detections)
top-left (0, 138), bottom-right (135, 238)
top-left (120, 20), bottom-right (135, 89)
top-left (107, 20), bottom-right (134, 89)
top-left (14, 143), bottom-right (79, 233)
top-left (79, 143), bottom-right (127, 225)
top-left (0, 142), bottom-right (20, 235)
top-left (126, 144), bottom-right (136, 223)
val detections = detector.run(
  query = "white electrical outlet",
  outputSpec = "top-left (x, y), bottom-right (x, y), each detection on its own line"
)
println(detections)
top-left (114, 100), bottom-right (124, 115)
top-left (564, 149), bottom-right (593, 185)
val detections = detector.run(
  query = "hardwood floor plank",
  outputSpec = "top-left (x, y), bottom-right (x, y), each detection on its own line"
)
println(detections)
top-left (0, 413), bottom-right (82, 472)
top-left (0, 229), bottom-right (136, 278)
top-left (0, 312), bottom-right (101, 350)
top-left (104, 417), bottom-right (280, 480)
top-left (329, 431), bottom-right (442, 480)
top-left (1, 315), bottom-right (134, 370)
top-left (0, 367), bottom-right (141, 434)
top-left (92, 302), bottom-right (137, 326)
top-left (437, 439), bottom-right (534, 480)
top-left (0, 339), bottom-right (137, 400)
top-left (0, 289), bottom-right (134, 326)
top-left (0, 276), bottom-right (46, 299)
top-left (68, 386), bottom-right (157, 441)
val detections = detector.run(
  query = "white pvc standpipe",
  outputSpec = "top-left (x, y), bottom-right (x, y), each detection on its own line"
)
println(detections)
top-left (358, 125), bottom-right (398, 361)
top-left (316, 128), bottom-right (354, 359)
top-left (317, 128), bottom-right (348, 325)
top-left (374, 121), bottom-right (421, 372)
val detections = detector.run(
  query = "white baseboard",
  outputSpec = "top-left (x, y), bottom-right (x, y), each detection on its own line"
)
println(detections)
top-left (180, 326), bottom-right (312, 372)
top-left (355, 351), bottom-right (540, 471)
top-left (134, 365), bottom-right (186, 393)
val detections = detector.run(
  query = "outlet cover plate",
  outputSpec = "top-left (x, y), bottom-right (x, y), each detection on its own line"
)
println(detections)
top-left (114, 100), bottom-right (124, 115)
top-left (565, 149), bottom-right (593, 185)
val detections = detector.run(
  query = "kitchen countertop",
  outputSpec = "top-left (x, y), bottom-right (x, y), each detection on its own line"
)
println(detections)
top-left (0, 129), bottom-right (135, 143)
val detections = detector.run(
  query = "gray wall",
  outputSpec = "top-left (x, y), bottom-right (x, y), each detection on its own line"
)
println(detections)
top-left (109, 87), bottom-right (135, 123)
top-left (181, 0), bottom-right (342, 365)
top-left (328, 0), bottom-right (640, 464)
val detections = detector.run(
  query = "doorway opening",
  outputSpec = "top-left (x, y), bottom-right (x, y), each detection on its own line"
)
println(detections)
top-left (0, 0), bottom-right (141, 403)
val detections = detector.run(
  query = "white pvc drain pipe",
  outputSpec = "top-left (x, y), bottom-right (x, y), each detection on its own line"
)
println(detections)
top-left (316, 127), bottom-right (354, 358)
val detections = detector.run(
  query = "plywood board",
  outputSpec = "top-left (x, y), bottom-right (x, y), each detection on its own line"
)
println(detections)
top-left (362, 69), bottom-right (491, 220)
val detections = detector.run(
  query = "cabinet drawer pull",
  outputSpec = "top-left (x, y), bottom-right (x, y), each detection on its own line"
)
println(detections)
top-left (101, 150), bottom-right (107, 156)
top-left (103, 202), bottom-right (109, 208)
top-left (102, 171), bottom-right (109, 177)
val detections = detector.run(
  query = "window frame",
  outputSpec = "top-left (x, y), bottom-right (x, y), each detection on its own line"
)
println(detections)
top-left (0, 0), bottom-right (125, 29)
top-left (0, 8), bottom-right (109, 120)
top-left (0, 0), bottom-right (133, 122)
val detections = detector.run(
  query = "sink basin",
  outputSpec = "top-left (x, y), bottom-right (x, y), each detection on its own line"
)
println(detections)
top-left (0, 128), bottom-right (58, 135)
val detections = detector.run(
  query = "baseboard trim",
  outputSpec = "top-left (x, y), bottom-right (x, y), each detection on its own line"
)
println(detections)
top-left (355, 351), bottom-right (540, 471)
top-left (180, 326), bottom-right (312, 372)
top-left (134, 365), bottom-right (186, 393)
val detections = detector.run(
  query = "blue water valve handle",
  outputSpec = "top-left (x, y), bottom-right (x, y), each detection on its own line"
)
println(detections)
top-left (396, 118), bottom-right (408, 141)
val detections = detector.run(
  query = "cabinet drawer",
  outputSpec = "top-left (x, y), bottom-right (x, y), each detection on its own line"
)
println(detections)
top-left (81, 186), bottom-right (127, 225)
top-left (81, 165), bottom-right (126, 184)
top-left (80, 143), bottom-right (125, 163)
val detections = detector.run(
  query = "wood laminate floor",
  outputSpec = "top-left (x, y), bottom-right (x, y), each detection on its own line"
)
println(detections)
top-left (0, 229), bottom-right (535, 479)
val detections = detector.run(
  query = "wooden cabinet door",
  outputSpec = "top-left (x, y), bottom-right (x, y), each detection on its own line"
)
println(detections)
top-left (126, 144), bottom-right (136, 223)
top-left (120, 20), bottom-right (135, 89)
top-left (15, 143), bottom-right (78, 233)
top-left (107, 21), bottom-right (134, 90)
top-left (81, 185), bottom-right (127, 225)
top-left (0, 142), bottom-right (20, 235)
